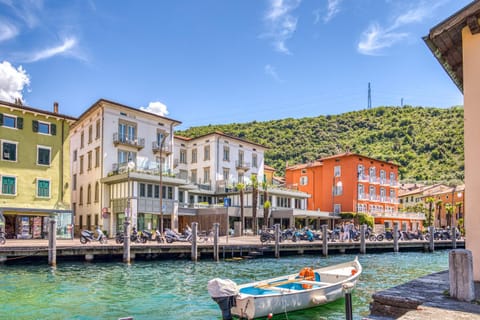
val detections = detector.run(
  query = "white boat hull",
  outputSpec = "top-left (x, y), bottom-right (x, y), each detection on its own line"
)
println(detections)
top-left (230, 258), bottom-right (361, 319)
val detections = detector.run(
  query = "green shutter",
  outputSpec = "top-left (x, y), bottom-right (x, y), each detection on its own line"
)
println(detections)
top-left (32, 120), bottom-right (39, 132)
top-left (17, 117), bottom-right (23, 129)
top-left (51, 123), bottom-right (56, 135)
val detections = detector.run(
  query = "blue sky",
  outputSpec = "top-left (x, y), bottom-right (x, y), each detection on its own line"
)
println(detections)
top-left (0, 0), bottom-right (471, 129)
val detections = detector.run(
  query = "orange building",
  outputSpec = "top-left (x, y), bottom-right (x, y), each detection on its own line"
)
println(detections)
top-left (421, 184), bottom-right (465, 229)
top-left (285, 153), bottom-right (424, 231)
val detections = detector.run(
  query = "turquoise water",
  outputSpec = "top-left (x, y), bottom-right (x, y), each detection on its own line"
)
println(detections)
top-left (1, 251), bottom-right (449, 320)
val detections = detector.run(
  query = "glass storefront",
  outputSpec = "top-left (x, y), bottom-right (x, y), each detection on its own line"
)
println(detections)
top-left (1, 211), bottom-right (73, 240)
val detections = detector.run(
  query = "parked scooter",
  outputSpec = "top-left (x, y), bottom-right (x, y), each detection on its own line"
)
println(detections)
top-left (164, 227), bottom-right (192, 243)
top-left (80, 228), bottom-right (107, 244)
top-left (0, 231), bottom-right (6, 245)
top-left (293, 228), bottom-right (314, 242)
top-left (401, 230), bottom-right (424, 241)
top-left (141, 229), bottom-right (164, 243)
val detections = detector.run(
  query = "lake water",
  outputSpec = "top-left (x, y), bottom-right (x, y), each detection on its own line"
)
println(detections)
top-left (1, 250), bottom-right (449, 320)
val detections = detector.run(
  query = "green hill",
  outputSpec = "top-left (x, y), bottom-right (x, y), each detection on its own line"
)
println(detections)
top-left (176, 106), bottom-right (464, 182)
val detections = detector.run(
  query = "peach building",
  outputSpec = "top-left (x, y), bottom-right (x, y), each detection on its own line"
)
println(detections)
top-left (424, 0), bottom-right (480, 284)
top-left (285, 153), bottom-right (425, 231)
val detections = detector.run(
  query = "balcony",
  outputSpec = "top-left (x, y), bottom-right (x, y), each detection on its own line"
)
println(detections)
top-left (235, 160), bottom-right (251, 172)
top-left (113, 133), bottom-right (145, 149)
top-left (369, 176), bottom-right (379, 184)
top-left (152, 142), bottom-right (172, 155)
top-left (358, 174), bottom-right (369, 182)
top-left (369, 211), bottom-right (426, 220)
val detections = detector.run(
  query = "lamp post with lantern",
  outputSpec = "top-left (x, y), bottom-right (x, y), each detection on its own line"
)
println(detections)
top-left (157, 133), bottom-right (169, 236)
top-left (123, 156), bottom-right (135, 264)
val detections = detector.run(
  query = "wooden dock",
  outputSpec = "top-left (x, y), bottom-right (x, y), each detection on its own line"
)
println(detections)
top-left (0, 237), bottom-right (465, 264)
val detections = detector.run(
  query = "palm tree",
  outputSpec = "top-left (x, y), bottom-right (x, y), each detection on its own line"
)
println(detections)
top-left (425, 197), bottom-right (435, 227)
top-left (435, 199), bottom-right (443, 228)
top-left (262, 180), bottom-right (270, 229)
top-left (237, 182), bottom-right (245, 236)
top-left (251, 174), bottom-right (259, 235)
top-left (445, 203), bottom-right (453, 227)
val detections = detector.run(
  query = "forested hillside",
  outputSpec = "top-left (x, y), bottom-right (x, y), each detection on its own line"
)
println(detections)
top-left (176, 106), bottom-right (464, 182)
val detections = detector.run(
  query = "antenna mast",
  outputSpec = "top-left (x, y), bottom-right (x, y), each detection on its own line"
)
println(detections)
top-left (367, 82), bottom-right (372, 109)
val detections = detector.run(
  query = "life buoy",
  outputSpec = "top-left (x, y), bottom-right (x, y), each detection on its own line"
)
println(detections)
top-left (299, 267), bottom-right (315, 289)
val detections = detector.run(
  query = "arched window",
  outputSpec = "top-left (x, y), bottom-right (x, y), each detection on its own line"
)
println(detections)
top-left (94, 182), bottom-right (99, 203)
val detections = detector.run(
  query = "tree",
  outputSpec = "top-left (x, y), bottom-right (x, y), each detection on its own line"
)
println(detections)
top-left (251, 174), bottom-right (259, 235)
top-left (435, 200), bottom-right (443, 227)
top-left (237, 183), bottom-right (245, 236)
top-left (445, 203), bottom-right (453, 227)
top-left (425, 197), bottom-right (435, 227)
top-left (262, 180), bottom-right (270, 229)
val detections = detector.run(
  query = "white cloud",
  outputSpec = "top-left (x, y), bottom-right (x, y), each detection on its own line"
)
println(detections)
top-left (262, 0), bottom-right (301, 55)
top-left (324, 0), bottom-right (342, 23)
top-left (0, 60), bottom-right (30, 102)
top-left (358, 23), bottom-right (407, 55)
top-left (0, 21), bottom-right (18, 42)
top-left (140, 101), bottom-right (169, 117)
top-left (264, 64), bottom-right (282, 82)
top-left (22, 37), bottom-right (78, 62)
top-left (357, 1), bottom-right (436, 55)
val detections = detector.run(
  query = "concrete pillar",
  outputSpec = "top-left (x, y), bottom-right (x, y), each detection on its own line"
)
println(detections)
top-left (213, 223), bottom-right (219, 262)
top-left (393, 222), bottom-right (399, 253)
top-left (274, 224), bottom-right (280, 259)
top-left (48, 219), bottom-right (57, 266)
top-left (322, 224), bottom-right (328, 257)
top-left (449, 249), bottom-right (475, 302)
top-left (360, 224), bottom-right (366, 254)
top-left (123, 217), bottom-right (131, 263)
top-left (191, 222), bottom-right (198, 262)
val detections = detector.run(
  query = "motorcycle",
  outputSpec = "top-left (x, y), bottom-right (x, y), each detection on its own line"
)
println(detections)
top-left (164, 227), bottom-right (192, 243)
top-left (260, 229), bottom-right (281, 244)
top-left (351, 227), bottom-right (376, 242)
top-left (80, 229), bottom-right (107, 244)
top-left (327, 228), bottom-right (341, 242)
top-left (376, 229), bottom-right (402, 242)
top-left (293, 228), bottom-right (315, 242)
top-left (401, 230), bottom-right (424, 241)
top-left (281, 228), bottom-right (297, 241)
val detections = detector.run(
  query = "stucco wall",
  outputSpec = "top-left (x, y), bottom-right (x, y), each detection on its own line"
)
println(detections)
top-left (463, 25), bottom-right (480, 281)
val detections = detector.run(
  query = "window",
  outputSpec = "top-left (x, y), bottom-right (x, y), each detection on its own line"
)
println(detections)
top-left (73, 149), bottom-right (77, 161)
top-left (147, 184), bottom-right (153, 197)
top-left (357, 164), bottom-right (365, 179)
top-left (380, 169), bottom-right (386, 183)
top-left (191, 169), bottom-right (197, 184)
top-left (238, 150), bottom-right (244, 165)
top-left (87, 151), bottom-right (92, 170)
top-left (390, 189), bottom-right (395, 202)
top-left (252, 154), bottom-right (258, 168)
top-left (334, 204), bottom-right (341, 214)
top-left (118, 150), bottom-right (136, 165)
top-left (79, 156), bottom-right (84, 174)
top-left (88, 125), bottom-right (93, 144)
top-left (204, 145), bottom-right (210, 161)
top-left (95, 147), bottom-right (100, 167)
top-left (223, 168), bottom-right (230, 181)
top-left (369, 167), bottom-right (376, 180)
top-left (2, 141), bottom-right (17, 161)
top-left (119, 121), bottom-right (136, 142)
top-left (87, 184), bottom-right (91, 204)
top-left (94, 182), bottom-right (99, 202)
top-left (380, 187), bottom-right (386, 201)
top-left (0, 114), bottom-right (23, 129)
top-left (358, 183), bottom-right (364, 198)
top-left (95, 119), bottom-right (101, 139)
top-left (33, 120), bottom-right (56, 135)
top-left (300, 176), bottom-right (308, 185)
top-left (203, 167), bottom-right (210, 184)
top-left (1, 176), bottom-right (16, 195)
top-left (223, 146), bottom-right (230, 161)
top-left (154, 185), bottom-right (159, 198)
top-left (333, 181), bottom-right (343, 196)
top-left (73, 174), bottom-right (77, 191)
top-left (139, 183), bottom-right (146, 197)
top-left (79, 186), bottom-right (83, 205)
top-left (80, 132), bottom-right (84, 148)
top-left (37, 179), bottom-right (50, 198)
top-left (191, 149), bottom-right (197, 163)
top-left (37, 146), bottom-right (51, 165)
top-left (334, 165), bottom-right (341, 177)
top-left (390, 172), bottom-right (396, 184)
top-left (180, 149), bottom-right (187, 164)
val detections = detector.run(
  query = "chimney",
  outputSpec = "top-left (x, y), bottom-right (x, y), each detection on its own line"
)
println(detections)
top-left (53, 102), bottom-right (59, 114)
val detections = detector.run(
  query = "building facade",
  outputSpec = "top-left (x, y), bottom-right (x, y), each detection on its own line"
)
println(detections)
top-left (0, 100), bottom-right (76, 239)
top-left (285, 153), bottom-right (425, 231)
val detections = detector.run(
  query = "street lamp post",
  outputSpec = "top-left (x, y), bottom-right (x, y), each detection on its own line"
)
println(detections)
top-left (123, 158), bottom-right (135, 264)
top-left (158, 134), bottom-right (168, 235)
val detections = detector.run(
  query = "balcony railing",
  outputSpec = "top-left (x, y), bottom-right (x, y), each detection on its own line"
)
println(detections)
top-left (235, 160), bottom-right (251, 171)
top-left (358, 174), bottom-right (369, 182)
top-left (113, 133), bottom-right (145, 149)
top-left (369, 211), bottom-right (426, 220)
top-left (152, 142), bottom-right (172, 154)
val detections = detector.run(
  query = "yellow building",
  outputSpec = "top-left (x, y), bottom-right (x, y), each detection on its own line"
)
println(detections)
top-left (0, 100), bottom-right (76, 239)
top-left (424, 1), bottom-right (480, 285)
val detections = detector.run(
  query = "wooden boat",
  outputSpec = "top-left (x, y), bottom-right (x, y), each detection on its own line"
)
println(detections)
top-left (208, 258), bottom-right (362, 319)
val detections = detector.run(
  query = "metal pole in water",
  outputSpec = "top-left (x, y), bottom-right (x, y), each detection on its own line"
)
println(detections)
top-left (452, 226), bottom-right (457, 249)
top-left (393, 222), bottom-right (399, 253)
top-left (343, 282), bottom-right (354, 320)
top-left (322, 224), bottom-right (328, 257)
top-left (192, 222), bottom-right (198, 262)
top-left (429, 226), bottom-right (435, 252)
top-left (274, 224), bottom-right (280, 259)
top-left (360, 224), bottom-right (366, 254)
top-left (213, 223), bottom-right (219, 261)
top-left (48, 219), bottom-right (57, 266)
